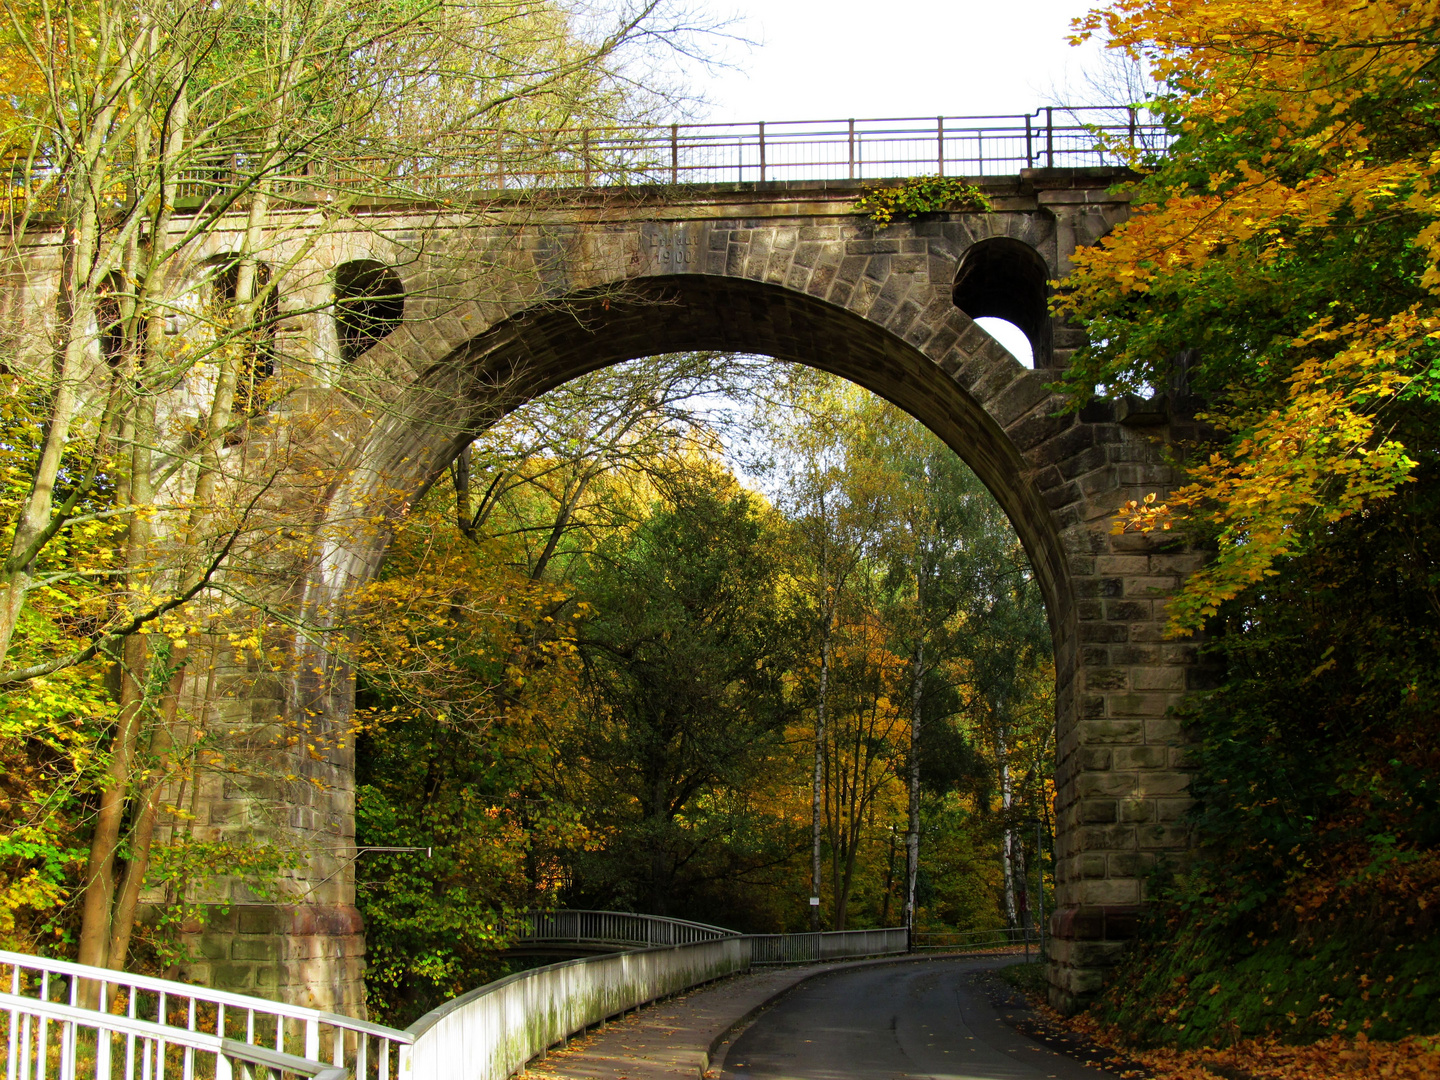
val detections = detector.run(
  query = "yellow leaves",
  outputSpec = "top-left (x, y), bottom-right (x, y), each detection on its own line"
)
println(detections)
top-left (1113, 492), bottom-right (1175, 536)
top-left (1059, 0), bottom-right (1440, 636)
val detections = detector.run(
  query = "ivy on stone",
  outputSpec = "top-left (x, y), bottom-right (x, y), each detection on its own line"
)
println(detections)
top-left (853, 176), bottom-right (991, 226)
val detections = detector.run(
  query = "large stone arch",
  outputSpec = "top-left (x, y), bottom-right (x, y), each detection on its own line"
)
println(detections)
top-left (108, 177), bottom-right (1202, 1016)
top-left (325, 274), bottom-right (1073, 635)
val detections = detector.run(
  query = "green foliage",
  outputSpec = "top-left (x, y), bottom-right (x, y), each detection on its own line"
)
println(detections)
top-left (353, 780), bottom-right (530, 1026)
top-left (565, 466), bottom-right (806, 919)
top-left (853, 176), bottom-right (992, 225)
top-left (1091, 913), bottom-right (1440, 1047)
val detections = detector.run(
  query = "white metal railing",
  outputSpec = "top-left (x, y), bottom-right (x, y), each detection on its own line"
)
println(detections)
top-left (2, 916), bottom-right (914, 1080)
top-left (503, 910), bottom-right (738, 949)
top-left (748, 928), bottom-right (909, 965)
top-left (504, 911), bottom-right (908, 965)
top-left (1, 991), bottom-right (349, 1080)
top-left (0, 951), bottom-right (411, 1080)
top-left (910, 927), bottom-right (1042, 952)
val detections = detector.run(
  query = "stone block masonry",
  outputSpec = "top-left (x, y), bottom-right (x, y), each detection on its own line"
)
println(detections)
top-left (4, 169), bottom-right (1209, 1016)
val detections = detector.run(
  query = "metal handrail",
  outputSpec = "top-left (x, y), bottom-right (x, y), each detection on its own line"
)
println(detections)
top-left (748, 927), bottom-right (909, 965)
top-left (5, 106), bottom-right (1170, 210)
top-left (504, 912), bottom-right (908, 966)
top-left (0, 950), bottom-right (412, 1079)
top-left (503, 910), bottom-right (739, 948)
top-left (285, 107), bottom-right (1169, 192)
top-left (1, 991), bottom-right (350, 1080)
top-left (910, 927), bottom-right (1041, 951)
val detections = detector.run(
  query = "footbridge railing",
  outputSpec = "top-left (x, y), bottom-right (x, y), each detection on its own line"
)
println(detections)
top-left (750, 927), bottom-right (909, 964)
top-left (501, 909), bottom-right (738, 950)
top-left (7, 106), bottom-right (1170, 211)
top-left (308, 107), bottom-right (1171, 193)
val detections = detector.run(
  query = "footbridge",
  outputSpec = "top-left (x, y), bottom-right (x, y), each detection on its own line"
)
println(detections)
top-left (6, 105), bottom-right (1202, 1020)
top-left (0, 913), bottom-right (907, 1080)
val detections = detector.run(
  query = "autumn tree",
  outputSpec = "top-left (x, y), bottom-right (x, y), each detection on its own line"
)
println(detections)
top-left (1059, 0), bottom-right (1440, 1045)
top-left (564, 465), bottom-right (803, 916)
top-left (754, 369), bottom-right (891, 930)
top-left (0, 0), bottom-right (717, 974)
top-left (754, 368), bottom-right (1055, 933)
top-left (1063, 0), bottom-right (1440, 633)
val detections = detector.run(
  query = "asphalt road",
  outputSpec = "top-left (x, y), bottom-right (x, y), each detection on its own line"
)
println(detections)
top-left (721, 957), bottom-right (1120, 1080)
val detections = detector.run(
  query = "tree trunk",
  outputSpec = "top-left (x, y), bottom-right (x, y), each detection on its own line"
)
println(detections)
top-left (811, 590), bottom-right (832, 931)
top-left (903, 642), bottom-right (923, 930)
top-left (107, 664), bottom-right (186, 968)
top-left (76, 632), bottom-right (149, 978)
top-left (997, 721), bottom-right (1021, 930)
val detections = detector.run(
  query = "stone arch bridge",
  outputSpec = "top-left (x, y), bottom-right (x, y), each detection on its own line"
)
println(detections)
top-left (10, 169), bottom-right (1204, 1016)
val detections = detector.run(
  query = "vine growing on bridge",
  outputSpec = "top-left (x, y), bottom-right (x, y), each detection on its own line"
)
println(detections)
top-left (853, 176), bottom-right (992, 226)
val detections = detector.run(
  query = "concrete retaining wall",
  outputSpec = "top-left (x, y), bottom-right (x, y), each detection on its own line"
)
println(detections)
top-left (404, 938), bottom-right (752, 1080)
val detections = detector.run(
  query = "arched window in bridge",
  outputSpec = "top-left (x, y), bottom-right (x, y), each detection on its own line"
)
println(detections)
top-left (952, 237), bottom-right (1051, 369)
top-left (207, 254), bottom-right (279, 415)
top-left (97, 271), bottom-right (128, 368)
top-left (334, 259), bottom-right (404, 363)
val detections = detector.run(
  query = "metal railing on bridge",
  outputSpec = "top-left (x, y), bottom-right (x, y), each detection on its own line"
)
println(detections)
top-left (748, 927), bottom-right (909, 964)
top-left (6, 106), bottom-right (1170, 212)
top-left (502, 910), bottom-right (908, 966)
top-left (306, 107), bottom-right (1170, 194)
top-left (501, 909), bottom-right (738, 950)
top-left (0, 915), bottom-right (960, 1080)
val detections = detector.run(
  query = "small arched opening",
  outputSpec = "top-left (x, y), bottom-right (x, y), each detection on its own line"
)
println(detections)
top-left (334, 259), bottom-right (405, 363)
top-left (97, 271), bottom-right (128, 368)
top-left (952, 237), bottom-right (1051, 368)
top-left (207, 255), bottom-right (279, 414)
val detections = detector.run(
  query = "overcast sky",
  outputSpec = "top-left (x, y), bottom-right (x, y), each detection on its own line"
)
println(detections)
top-left (688, 0), bottom-right (1105, 124)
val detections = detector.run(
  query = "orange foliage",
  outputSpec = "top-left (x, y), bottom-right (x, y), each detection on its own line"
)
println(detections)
top-left (1065, 0), bottom-right (1440, 633)
top-left (1058, 1005), bottom-right (1440, 1080)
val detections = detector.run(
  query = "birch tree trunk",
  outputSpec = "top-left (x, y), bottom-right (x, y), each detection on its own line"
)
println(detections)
top-left (996, 720), bottom-right (1021, 931)
top-left (812, 524), bottom-right (833, 931)
top-left (903, 640), bottom-right (923, 931)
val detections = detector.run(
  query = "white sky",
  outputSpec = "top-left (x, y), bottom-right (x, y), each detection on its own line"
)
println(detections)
top-left (689, 0), bottom-right (1104, 124)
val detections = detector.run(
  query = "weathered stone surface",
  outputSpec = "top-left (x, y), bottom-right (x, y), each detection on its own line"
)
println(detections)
top-left (6, 171), bottom-right (1205, 1018)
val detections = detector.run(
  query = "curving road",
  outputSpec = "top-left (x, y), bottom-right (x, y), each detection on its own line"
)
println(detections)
top-left (721, 957), bottom-right (1120, 1080)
